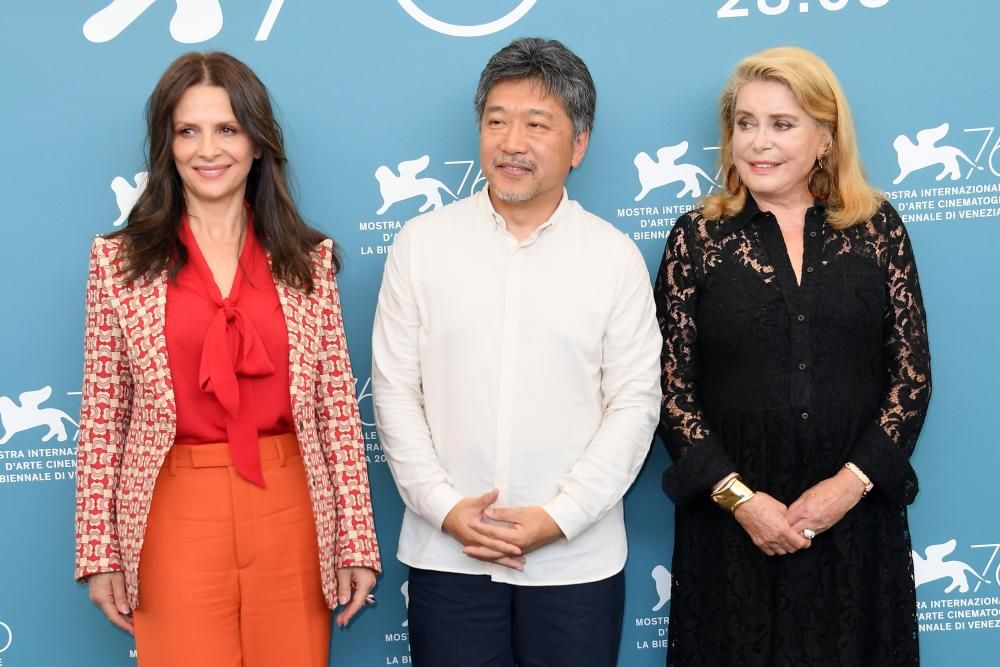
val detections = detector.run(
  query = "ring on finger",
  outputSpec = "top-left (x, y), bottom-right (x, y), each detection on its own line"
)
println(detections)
top-left (802, 528), bottom-right (816, 540)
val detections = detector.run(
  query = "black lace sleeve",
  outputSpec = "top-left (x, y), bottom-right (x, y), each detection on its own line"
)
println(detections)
top-left (655, 213), bottom-right (736, 505)
top-left (847, 202), bottom-right (932, 505)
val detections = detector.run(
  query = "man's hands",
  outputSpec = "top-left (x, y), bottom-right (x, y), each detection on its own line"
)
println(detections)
top-left (471, 505), bottom-right (564, 559)
top-left (442, 490), bottom-right (525, 570)
top-left (442, 489), bottom-right (566, 571)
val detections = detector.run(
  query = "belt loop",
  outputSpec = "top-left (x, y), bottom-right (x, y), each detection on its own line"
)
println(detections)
top-left (167, 449), bottom-right (177, 476)
top-left (278, 437), bottom-right (288, 467)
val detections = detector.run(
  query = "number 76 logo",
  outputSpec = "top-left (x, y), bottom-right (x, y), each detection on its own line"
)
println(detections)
top-left (83, 0), bottom-right (286, 43)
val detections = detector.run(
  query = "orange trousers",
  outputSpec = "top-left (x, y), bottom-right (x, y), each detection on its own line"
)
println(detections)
top-left (133, 434), bottom-right (331, 667)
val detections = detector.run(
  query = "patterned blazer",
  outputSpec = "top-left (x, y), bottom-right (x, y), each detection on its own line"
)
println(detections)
top-left (74, 235), bottom-right (380, 609)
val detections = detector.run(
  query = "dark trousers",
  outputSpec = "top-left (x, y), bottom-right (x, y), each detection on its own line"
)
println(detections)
top-left (407, 567), bottom-right (625, 667)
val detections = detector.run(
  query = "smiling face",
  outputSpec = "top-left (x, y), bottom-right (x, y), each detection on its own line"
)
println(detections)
top-left (731, 80), bottom-right (831, 208)
top-left (171, 84), bottom-right (259, 211)
top-left (479, 78), bottom-right (588, 218)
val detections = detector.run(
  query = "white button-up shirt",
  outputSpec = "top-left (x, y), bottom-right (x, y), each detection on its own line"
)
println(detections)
top-left (372, 188), bottom-right (661, 585)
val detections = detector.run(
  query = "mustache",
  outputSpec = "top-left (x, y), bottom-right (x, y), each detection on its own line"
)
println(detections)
top-left (491, 155), bottom-right (536, 171)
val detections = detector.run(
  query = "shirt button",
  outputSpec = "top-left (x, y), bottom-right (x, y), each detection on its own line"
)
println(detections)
top-left (798, 362), bottom-right (807, 370)
top-left (796, 314), bottom-right (806, 322)
top-left (806, 266), bottom-right (814, 273)
top-left (801, 412), bottom-right (810, 420)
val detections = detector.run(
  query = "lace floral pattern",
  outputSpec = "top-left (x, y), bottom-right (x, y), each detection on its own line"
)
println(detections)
top-left (655, 199), bottom-right (930, 666)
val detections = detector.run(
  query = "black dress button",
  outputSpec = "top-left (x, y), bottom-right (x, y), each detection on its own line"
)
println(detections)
top-left (806, 266), bottom-right (814, 273)
top-left (796, 314), bottom-right (806, 322)
top-left (798, 362), bottom-right (807, 370)
top-left (810, 231), bottom-right (818, 238)
top-left (801, 412), bottom-right (810, 420)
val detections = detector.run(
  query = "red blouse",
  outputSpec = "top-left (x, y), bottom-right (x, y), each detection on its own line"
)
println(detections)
top-left (165, 216), bottom-right (293, 486)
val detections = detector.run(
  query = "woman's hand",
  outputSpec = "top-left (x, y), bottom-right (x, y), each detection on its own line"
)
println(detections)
top-left (87, 572), bottom-right (133, 634)
top-left (786, 468), bottom-right (867, 538)
top-left (334, 566), bottom-right (378, 627)
top-left (733, 492), bottom-right (812, 556)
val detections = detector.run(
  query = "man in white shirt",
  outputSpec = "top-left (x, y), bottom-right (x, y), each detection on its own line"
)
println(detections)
top-left (372, 37), bottom-right (661, 667)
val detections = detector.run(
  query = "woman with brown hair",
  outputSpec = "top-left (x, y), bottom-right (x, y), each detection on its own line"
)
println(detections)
top-left (656, 46), bottom-right (930, 665)
top-left (74, 51), bottom-right (379, 666)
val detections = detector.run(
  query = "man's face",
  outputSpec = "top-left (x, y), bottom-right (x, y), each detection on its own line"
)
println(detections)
top-left (479, 78), bottom-right (588, 212)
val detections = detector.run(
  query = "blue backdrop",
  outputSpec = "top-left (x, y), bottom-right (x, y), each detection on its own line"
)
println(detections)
top-left (1, 1), bottom-right (998, 665)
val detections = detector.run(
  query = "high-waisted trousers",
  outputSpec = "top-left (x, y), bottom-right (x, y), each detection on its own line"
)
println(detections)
top-left (133, 433), bottom-right (331, 667)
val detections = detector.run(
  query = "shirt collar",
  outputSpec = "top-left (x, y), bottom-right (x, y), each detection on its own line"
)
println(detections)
top-left (710, 192), bottom-right (827, 240)
top-left (477, 186), bottom-right (571, 243)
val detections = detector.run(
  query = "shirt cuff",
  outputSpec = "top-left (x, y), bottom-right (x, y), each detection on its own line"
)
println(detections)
top-left (659, 433), bottom-right (736, 507)
top-left (542, 493), bottom-right (591, 542)
top-left (847, 424), bottom-right (918, 506)
top-left (75, 561), bottom-right (122, 583)
top-left (424, 483), bottom-right (466, 531)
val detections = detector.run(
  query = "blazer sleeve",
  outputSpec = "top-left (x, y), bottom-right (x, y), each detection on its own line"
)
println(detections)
top-left (75, 238), bottom-right (133, 580)
top-left (314, 241), bottom-right (381, 572)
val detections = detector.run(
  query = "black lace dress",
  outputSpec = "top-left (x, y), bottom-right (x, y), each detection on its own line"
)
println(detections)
top-left (655, 197), bottom-right (931, 667)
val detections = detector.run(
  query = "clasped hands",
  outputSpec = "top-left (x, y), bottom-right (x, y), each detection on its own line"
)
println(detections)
top-left (733, 468), bottom-right (868, 556)
top-left (442, 489), bottom-right (564, 571)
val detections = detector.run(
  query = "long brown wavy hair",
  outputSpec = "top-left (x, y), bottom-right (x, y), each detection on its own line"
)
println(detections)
top-left (700, 46), bottom-right (882, 230)
top-left (108, 51), bottom-right (337, 290)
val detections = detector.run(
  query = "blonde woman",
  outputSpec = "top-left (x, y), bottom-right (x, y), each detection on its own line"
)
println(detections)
top-left (655, 46), bottom-right (930, 665)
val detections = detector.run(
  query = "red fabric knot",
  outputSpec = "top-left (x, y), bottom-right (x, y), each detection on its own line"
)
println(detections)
top-left (198, 295), bottom-right (274, 419)
top-left (180, 214), bottom-right (272, 487)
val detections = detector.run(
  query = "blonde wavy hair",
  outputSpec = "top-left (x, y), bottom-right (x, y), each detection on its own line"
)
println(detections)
top-left (700, 46), bottom-right (882, 229)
